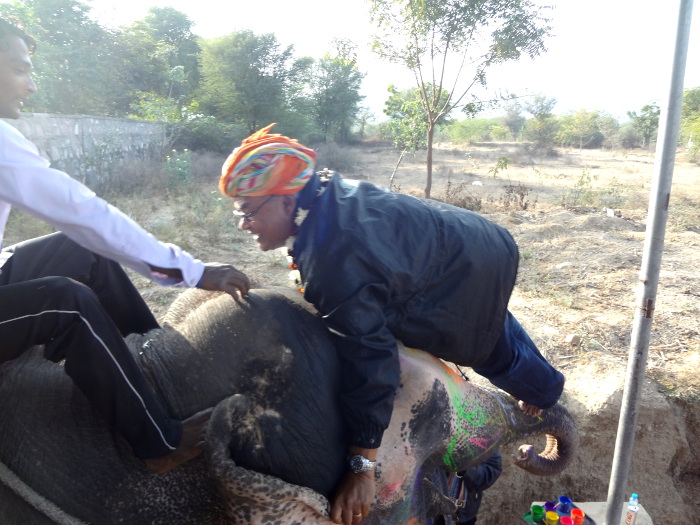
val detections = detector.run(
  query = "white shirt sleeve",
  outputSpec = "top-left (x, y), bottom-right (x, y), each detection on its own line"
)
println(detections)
top-left (0, 121), bottom-right (205, 287)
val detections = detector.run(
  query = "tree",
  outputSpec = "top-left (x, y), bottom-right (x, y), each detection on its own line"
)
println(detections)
top-left (627, 103), bottom-right (660, 149)
top-left (2, 0), bottom-right (125, 115)
top-left (503, 100), bottom-right (526, 138)
top-left (522, 94), bottom-right (559, 150)
top-left (311, 39), bottom-right (365, 142)
top-left (139, 7), bottom-right (201, 100)
top-left (116, 24), bottom-right (171, 114)
top-left (596, 113), bottom-right (621, 150)
top-left (556, 109), bottom-right (600, 150)
top-left (370, 0), bottom-right (552, 197)
top-left (356, 108), bottom-right (375, 139)
top-left (445, 117), bottom-right (498, 143)
top-left (118, 8), bottom-right (201, 118)
top-left (382, 84), bottom-right (450, 189)
top-left (681, 86), bottom-right (700, 160)
top-left (199, 31), bottom-right (311, 133)
top-left (383, 85), bottom-right (429, 148)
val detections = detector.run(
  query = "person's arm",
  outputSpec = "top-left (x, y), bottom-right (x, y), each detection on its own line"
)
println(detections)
top-left (0, 125), bottom-right (250, 299)
top-left (306, 269), bottom-right (399, 525)
top-left (148, 262), bottom-right (250, 301)
top-left (330, 445), bottom-right (377, 525)
top-left (462, 451), bottom-right (503, 493)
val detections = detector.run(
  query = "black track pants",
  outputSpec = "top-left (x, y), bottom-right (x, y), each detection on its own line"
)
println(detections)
top-left (0, 233), bottom-right (181, 458)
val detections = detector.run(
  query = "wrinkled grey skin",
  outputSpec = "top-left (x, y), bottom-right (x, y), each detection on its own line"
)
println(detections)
top-left (0, 288), bottom-right (577, 524)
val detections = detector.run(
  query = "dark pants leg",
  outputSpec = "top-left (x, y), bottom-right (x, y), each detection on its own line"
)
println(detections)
top-left (473, 311), bottom-right (564, 409)
top-left (0, 234), bottom-right (179, 458)
top-left (0, 232), bottom-right (158, 335)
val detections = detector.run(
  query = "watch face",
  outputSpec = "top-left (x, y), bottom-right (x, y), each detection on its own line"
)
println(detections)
top-left (349, 454), bottom-right (375, 472)
top-left (350, 455), bottom-right (364, 471)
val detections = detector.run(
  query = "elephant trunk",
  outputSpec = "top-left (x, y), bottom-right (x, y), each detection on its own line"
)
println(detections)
top-left (504, 401), bottom-right (579, 476)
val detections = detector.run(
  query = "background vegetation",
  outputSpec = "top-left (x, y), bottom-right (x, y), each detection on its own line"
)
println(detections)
top-left (2, 0), bottom-right (699, 201)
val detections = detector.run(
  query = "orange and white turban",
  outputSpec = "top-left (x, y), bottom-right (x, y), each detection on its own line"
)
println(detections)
top-left (219, 123), bottom-right (316, 197)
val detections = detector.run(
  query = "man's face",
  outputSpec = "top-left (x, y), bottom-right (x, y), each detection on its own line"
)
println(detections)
top-left (235, 194), bottom-right (298, 251)
top-left (0, 35), bottom-right (36, 119)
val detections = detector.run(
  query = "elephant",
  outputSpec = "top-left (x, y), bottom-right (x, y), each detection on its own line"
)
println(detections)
top-left (0, 287), bottom-right (578, 524)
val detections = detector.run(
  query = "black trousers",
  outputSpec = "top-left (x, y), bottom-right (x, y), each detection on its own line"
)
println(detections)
top-left (0, 233), bottom-right (180, 459)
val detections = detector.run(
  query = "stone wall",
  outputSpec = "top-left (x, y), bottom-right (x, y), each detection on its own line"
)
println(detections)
top-left (5, 113), bottom-right (165, 188)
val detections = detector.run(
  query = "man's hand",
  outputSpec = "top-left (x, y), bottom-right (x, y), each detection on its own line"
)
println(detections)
top-left (198, 263), bottom-right (251, 301)
top-left (330, 470), bottom-right (375, 525)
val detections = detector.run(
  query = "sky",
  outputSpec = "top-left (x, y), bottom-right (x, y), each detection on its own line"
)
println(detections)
top-left (88, 0), bottom-right (700, 123)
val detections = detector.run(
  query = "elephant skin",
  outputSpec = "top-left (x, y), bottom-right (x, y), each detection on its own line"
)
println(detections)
top-left (0, 287), bottom-right (577, 524)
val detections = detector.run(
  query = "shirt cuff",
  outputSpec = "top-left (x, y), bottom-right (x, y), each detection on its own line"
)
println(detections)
top-left (350, 425), bottom-right (384, 450)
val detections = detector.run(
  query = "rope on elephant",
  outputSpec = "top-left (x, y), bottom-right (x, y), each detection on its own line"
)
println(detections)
top-left (0, 459), bottom-right (88, 525)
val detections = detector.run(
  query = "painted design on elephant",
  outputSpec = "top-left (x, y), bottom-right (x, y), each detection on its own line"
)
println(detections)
top-left (438, 362), bottom-right (507, 470)
top-left (382, 481), bottom-right (419, 525)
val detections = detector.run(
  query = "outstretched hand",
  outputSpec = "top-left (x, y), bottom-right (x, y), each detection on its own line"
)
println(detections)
top-left (198, 262), bottom-right (251, 301)
top-left (330, 470), bottom-right (375, 525)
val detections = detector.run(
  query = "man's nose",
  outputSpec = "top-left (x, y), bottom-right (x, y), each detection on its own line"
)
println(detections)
top-left (27, 76), bottom-right (37, 94)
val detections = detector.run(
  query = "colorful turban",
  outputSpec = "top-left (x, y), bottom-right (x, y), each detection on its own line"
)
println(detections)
top-left (219, 123), bottom-right (316, 197)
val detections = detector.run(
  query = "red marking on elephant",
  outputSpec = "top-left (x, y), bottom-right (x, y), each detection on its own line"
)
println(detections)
top-left (467, 437), bottom-right (490, 450)
top-left (378, 480), bottom-right (404, 500)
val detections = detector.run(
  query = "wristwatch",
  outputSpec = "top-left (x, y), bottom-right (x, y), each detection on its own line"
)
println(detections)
top-left (347, 454), bottom-right (377, 473)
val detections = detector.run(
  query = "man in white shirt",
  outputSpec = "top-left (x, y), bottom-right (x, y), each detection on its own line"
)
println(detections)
top-left (0, 17), bottom-right (251, 474)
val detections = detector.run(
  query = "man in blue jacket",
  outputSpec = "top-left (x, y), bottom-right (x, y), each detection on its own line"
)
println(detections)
top-left (220, 124), bottom-right (564, 525)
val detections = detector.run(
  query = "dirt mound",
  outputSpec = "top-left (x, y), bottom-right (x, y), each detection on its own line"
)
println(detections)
top-left (473, 361), bottom-right (700, 524)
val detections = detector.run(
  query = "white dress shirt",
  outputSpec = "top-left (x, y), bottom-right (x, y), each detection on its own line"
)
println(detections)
top-left (0, 120), bottom-right (204, 287)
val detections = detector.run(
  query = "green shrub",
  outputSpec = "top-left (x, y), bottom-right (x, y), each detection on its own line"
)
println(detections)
top-left (173, 120), bottom-right (248, 154)
top-left (165, 150), bottom-right (192, 191)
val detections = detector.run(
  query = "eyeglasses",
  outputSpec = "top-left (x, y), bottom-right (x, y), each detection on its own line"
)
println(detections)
top-left (233, 195), bottom-right (275, 222)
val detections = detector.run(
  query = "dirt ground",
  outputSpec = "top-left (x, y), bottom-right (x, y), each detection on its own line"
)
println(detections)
top-left (4, 141), bottom-right (699, 523)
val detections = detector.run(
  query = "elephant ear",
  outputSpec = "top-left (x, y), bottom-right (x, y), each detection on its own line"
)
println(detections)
top-left (205, 395), bottom-right (332, 525)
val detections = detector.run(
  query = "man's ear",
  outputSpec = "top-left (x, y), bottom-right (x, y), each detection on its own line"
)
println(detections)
top-left (281, 194), bottom-right (298, 218)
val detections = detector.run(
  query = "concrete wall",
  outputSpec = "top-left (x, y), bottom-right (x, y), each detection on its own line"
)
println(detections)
top-left (4, 113), bottom-right (166, 188)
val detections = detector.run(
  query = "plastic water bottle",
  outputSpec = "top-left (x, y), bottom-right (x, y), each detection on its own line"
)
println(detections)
top-left (625, 493), bottom-right (639, 525)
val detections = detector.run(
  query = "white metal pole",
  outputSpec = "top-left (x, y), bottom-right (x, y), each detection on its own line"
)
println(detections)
top-left (604, 1), bottom-right (694, 524)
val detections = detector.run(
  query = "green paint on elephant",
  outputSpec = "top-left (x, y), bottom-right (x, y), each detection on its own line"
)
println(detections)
top-left (441, 371), bottom-right (491, 469)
